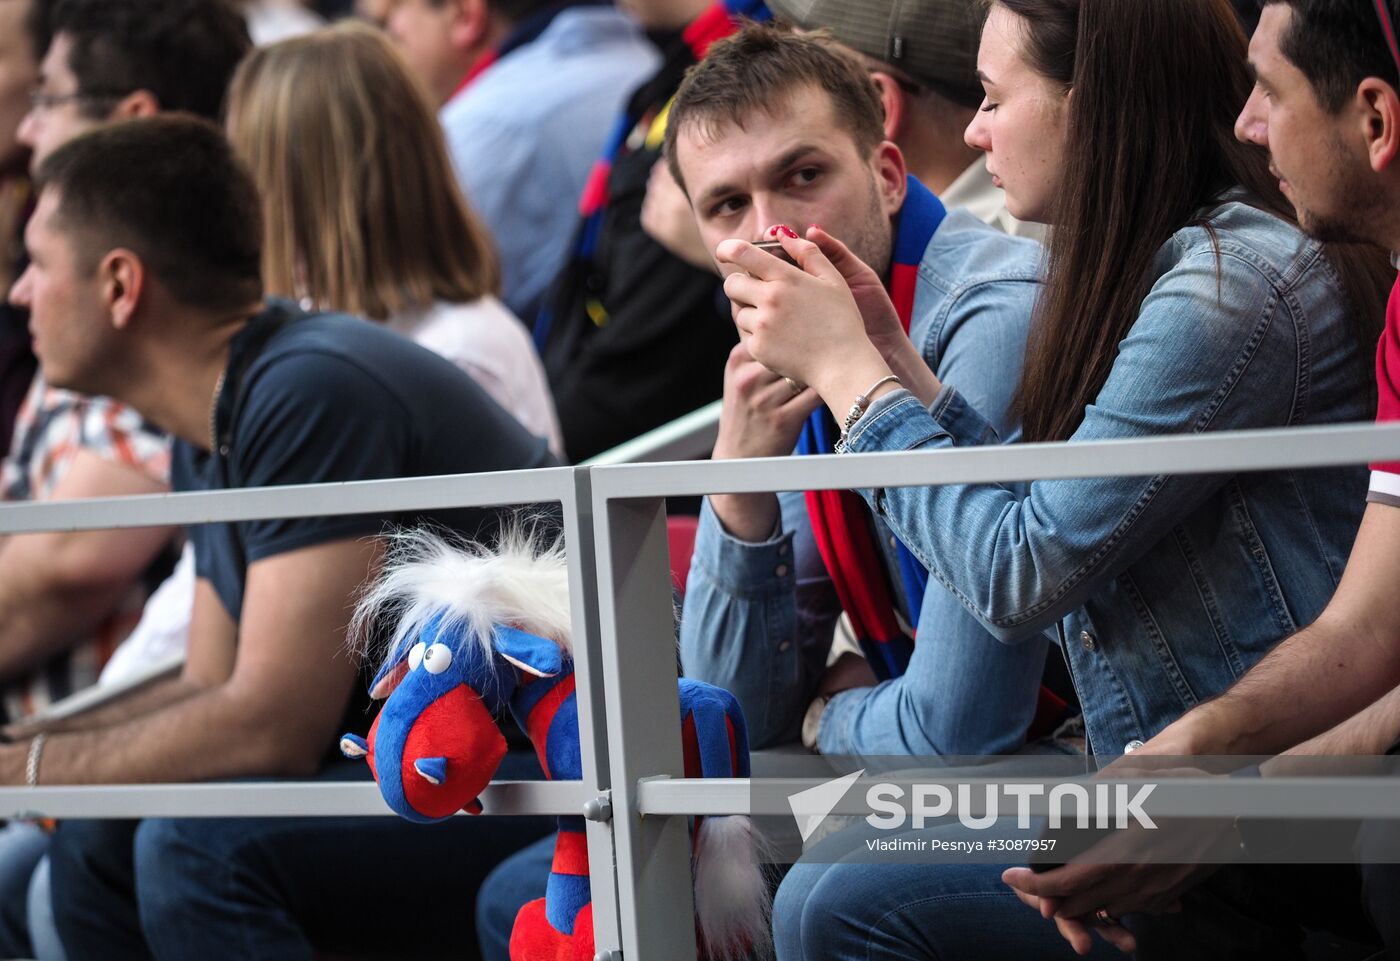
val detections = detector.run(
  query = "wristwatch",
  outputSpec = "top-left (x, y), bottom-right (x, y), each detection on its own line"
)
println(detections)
top-left (802, 694), bottom-right (833, 752)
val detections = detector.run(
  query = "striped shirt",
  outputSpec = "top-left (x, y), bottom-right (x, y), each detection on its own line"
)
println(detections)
top-left (0, 375), bottom-right (171, 719)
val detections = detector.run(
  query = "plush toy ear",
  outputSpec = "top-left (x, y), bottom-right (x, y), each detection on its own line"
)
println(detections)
top-left (368, 654), bottom-right (411, 701)
top-left (493, 625), bottom-right (564, 678)
top-left (340, 733), bottom-right (369, 760)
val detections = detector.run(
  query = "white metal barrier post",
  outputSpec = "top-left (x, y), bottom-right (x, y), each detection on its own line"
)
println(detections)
top-left (562, 467), bottom-right (623, 958)
top-left (592, 489), bottom-right (699, 961)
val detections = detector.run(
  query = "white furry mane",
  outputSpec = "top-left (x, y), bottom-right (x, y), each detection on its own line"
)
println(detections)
top-left (350, 522), bottom-right (572, 675)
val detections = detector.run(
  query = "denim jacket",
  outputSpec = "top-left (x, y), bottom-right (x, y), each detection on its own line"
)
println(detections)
top-left (845, 200), bottom-right (1373, 757)
top-left (680, 211), bottom-right (1047, 754)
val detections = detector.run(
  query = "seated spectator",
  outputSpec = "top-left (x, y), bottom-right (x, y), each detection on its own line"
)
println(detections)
top-left (226, 21), bottom-right (562, 455)
top-left (0, 0), bottom-right (38, 456)
top-left (536, 0), bottom-right (769, 463)
top-left (1000, 2), bottom-right (1400, 956)
top-left (672, 27), bottom-right (1047, 757)
top-left (1, 0), bottom-right (254, 722)
top-left (7, 115), bottom-right (556, 961)
top-left (103, 23), bottom-right (570, 728)
top-left (701, 0), bottom-right (1393, 956)
top-left (387, 0), bottom-right (658, 323)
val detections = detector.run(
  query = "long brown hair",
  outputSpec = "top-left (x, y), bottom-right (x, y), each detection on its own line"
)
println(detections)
top-left (227, 22), bottom-right (499, 322)
top-left (996, 0), bottom-right (1389, 442)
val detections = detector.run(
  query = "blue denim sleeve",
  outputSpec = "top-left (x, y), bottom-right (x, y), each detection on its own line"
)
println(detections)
top-left (679, 493), bottom-right (838, 749)
top-left (816, 275), bottom-right (1047, 755)
top-left (817, 578), bottom-right (1051, 756)
top-left (845, 245), bottom-right (1301, 640)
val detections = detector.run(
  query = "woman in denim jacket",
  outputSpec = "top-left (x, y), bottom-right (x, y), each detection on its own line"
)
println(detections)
top-left (714, 0), bottom-right (1395, 957)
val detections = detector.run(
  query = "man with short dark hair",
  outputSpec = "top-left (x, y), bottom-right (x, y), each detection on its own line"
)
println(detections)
top-left (999, 2), bottom-right (1400, 957)
top-left (668, 22), bottom-right (1049, 758)
top-left (639, 0), bottom-right (1042, 277)
top-left (7, 115), bottom-right (555, 961)
top-left (387, 0), bottom-right (657, 323)
top-left (17, 0), bottom-right (250, 170)
top-left (0, 0), bottom-right (252, 722)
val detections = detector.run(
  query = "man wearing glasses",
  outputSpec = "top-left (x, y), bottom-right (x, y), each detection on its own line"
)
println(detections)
top-left (17, 0), bottom-right (249, 170)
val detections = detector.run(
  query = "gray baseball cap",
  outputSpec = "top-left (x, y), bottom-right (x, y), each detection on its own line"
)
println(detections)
top-left (765, 0), bottom-right (986, 107)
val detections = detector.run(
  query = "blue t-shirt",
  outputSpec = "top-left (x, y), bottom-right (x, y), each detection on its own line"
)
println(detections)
top-left (172, 303), bottom-right (557, 621)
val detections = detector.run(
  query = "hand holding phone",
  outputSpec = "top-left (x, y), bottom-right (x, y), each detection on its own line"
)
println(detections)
top-left (718, 238), bottom-right (799, 279)
top-left (753, 239), bottom-right (799, 266)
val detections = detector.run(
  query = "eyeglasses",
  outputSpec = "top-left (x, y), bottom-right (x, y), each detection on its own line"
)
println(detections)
top-left (27, 89), bottom-right (123, 113)
top-left (1375, 0), bottom-right (1400, 79)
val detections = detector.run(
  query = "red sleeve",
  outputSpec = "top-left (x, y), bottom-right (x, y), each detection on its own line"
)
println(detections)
top-left (1368, 274), bottom-right (1400, 505)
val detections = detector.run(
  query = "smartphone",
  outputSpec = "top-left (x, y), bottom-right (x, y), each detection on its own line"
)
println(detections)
top-left (719, 239), bottom-right (799, 279)
top-left (753, 240), bottom-right (799, 266)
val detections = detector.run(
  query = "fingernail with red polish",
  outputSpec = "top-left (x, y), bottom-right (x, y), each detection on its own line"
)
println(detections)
top-left (767, 224), bottom-right (782, 238)
top-left (777, 224), bottom-right (799, 238)
top-left (808, 223), bottom-right (823, 232)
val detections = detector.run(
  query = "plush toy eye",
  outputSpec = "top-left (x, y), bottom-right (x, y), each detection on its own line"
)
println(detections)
top-left (407, 641), bottom-right (427, 672)
top-left (423, 643), bottom-right (453, 675)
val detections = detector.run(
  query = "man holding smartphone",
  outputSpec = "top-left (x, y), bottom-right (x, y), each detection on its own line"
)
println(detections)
top-left (670, 24), bottom-right (1049, 761)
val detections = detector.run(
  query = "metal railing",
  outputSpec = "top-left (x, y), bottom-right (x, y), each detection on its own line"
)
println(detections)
top-left (1, 421), bottom-right (1400, 960)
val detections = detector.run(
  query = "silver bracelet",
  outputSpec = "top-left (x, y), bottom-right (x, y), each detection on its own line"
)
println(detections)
top-left (25, 733), bottom-right (46, 787)
top-left (835, 375), bottom-right (902, 453)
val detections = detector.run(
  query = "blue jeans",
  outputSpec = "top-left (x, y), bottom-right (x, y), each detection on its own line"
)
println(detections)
top-left (47, 755), bottom-right (552, 961)
top-left (774, 820), bottom-right (1394, 961)
top-left (775, 856), bottom-right (1122, 961)
top-left (0, 821), bottom-right (50, 958)
top-left (476, 834), bottom-right (555, 961)
top-left (771, 816), bottom-right (1121, 961)
top-left (29, 855), bottom-right (64, 960)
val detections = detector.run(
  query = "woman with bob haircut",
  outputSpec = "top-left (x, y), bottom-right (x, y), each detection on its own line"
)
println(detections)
top-left (226, 21), bottom-right (562, 456)
top-left (714, 0), bottom-right (1394, 956)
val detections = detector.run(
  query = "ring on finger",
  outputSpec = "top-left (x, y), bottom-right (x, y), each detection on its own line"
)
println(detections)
top-left (783, 376), bottom-right (806, 396)
top-left (1093, 908), bottom-right (1121, 927)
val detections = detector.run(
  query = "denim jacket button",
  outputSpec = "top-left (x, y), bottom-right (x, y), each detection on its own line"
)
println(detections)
top-left (1124, 740), bottom-right (1145, 753)
top-left (778, 542), bottom-right (790, 557)
top-left (1079, 630), bottom-right (1097, 652)
top-left (778, 640), bottom-right (791, 653)
top-left (888, 535), bottom-right (898, 549)
top-left (775, 564), bottom-right (790, 578)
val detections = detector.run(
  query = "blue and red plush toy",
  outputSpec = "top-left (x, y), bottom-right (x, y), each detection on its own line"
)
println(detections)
top-left (341, 529), bottom-right (770, 961)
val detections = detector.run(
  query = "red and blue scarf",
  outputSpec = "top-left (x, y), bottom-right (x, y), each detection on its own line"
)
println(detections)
top-left (796, 177), bottom-right (945, 680)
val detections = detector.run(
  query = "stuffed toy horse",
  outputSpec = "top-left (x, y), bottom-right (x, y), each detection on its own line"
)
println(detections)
top-left (340, 528), bottom-right (771, 961)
